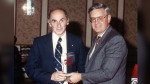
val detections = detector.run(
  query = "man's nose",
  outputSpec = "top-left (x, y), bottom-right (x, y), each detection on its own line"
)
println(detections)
top-left (57, 21), bottom-right (61, 27)
top-left (95, 18), bottom-right (99, 24)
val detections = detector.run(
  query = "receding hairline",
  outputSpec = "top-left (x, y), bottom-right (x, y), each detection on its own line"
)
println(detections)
top-left (51, 9), bottom-right (65, 15)
top-left (48, 8), bottom-right (68, 19)
top-left (51, 9), bottom-right (64, 13)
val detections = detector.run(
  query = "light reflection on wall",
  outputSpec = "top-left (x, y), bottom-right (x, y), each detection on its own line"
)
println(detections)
top-left (22, 0), bottom-right (34, 15)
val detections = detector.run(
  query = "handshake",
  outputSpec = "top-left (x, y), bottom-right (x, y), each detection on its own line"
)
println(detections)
top-left (51, 71), bottom-right (82, 83)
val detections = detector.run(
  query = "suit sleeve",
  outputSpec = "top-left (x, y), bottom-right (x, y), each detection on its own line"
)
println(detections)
top-left (25, 38), bottom-right (53, 83)
top-left (82, 35), bottom-right (128, 83)
top-left (77, 38), bottom-right (87, 73)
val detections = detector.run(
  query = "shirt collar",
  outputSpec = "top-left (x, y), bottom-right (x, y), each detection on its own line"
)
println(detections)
top-left (52, 31), bottom-right (66, 40)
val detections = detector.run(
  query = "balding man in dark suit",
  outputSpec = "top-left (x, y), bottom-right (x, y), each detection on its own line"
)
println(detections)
top-left (25, 8), bottom-right (86, 84)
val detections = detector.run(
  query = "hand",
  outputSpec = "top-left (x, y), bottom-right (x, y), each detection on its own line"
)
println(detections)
top-left (51, 71), bottom-right (66, 82)
top-left (66, 72), bottom-right (82, 83)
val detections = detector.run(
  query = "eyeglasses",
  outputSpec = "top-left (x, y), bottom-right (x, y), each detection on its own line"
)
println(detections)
top-left (90, 15), bottom-right (107, 23)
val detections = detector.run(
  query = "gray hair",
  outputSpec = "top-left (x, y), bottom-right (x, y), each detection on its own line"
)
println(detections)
top-left (88, 3), bottom-right (110, 15)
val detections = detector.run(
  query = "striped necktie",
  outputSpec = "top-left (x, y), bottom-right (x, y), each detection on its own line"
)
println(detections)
top-left (55, 38), bottom-right (64, 84)
top-left (55, 38), bottom-right (62, 71)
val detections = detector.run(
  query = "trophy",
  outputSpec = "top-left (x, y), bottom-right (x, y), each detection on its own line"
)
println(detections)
top-left (61, 52), bottom-right (75, 81)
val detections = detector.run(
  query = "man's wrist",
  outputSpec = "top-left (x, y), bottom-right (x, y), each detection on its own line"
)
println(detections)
top-left (79, 73), bottom-right (82, 80)
top-left (51, 73), bottom-right (54, 80)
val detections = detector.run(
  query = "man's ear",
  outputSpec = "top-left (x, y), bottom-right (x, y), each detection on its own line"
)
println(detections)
top-left (67, 18), bottom-right (69, 25)
top-left (49, 23), bottom-right (52, 27)
top-left (48, 22), bottom-right (52, 27)
top-left (48, 20), bottom-right (52, 27)
top-left (107, 14), bottom-right (111, 23)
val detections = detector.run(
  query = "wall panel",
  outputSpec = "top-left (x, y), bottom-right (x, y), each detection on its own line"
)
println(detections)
top-left (15, 0), bottom-right (42, 45)
top-left (124, 0), bottom-right (137, 47)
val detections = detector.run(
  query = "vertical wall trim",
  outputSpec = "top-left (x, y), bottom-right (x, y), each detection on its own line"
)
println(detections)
top-left (117, 0), bottom-right (124, 20)
top-left (14, 0), bottom-right (17, 35)
top-left (14, 0), bottom-right (15, 35)
top-left (47, 0), bottom-right (49, 34)
top-left (84, 0), bottom-right (87, 45)
top-left (41, 0), bottom-right (48, 36)
top-left (86, 0), bottom-right (93, 47)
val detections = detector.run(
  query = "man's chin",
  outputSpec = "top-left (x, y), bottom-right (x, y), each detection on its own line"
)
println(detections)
top-left (95, 30), bottom-right (101, 33)
top-left (56, 32), bottom-right (63, 36)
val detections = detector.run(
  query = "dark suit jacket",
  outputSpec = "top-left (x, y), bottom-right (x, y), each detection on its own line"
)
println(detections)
top-left (25, 32), bottom-right (86, 84)
top-left (82, 26), bottom-right (128, 84)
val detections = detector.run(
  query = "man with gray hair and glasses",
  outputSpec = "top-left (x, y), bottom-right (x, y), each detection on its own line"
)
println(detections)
top-left (66, 3), bottom-right (128, 84)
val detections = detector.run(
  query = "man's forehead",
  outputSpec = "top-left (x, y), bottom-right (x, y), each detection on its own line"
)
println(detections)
top-left (50, 10), bottom-right (66, 19)
top-left (50, 16), bottom-right (66, 20)
top-left (51, 10), bottom-right (65, 16)
top-left (51, 18), bottom-right (65, 21)
top-left (90, 9), bottom-right (105, 17)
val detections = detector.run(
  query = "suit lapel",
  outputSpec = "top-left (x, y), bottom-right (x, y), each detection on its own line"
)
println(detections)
top-left (35, 32), bottom-right (55, 72)
top-left (66, 33), bottom-right (75, 73)
top-left (85, 37), bottom-right (97, 67)
top-left (66, 33), bottom-right (74, 52)
top-left (44, 33), bottom-right (55, 63)
top-left (87, 26), bottom-right (113, 64)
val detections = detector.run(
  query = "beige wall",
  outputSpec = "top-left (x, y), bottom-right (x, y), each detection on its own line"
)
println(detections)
top-left (15, 0), bottom-right (42, 45)
top-left (14, 0), bottom-right (137, 49)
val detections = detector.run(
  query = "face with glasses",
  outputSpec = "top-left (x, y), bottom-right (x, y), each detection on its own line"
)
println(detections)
top-left (48, 9), bottom-right (69, 37)
top-left (90, 8), bottom-right (111, 35)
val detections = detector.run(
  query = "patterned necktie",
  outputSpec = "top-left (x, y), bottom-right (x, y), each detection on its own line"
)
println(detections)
top-left (89, 36), bottom-right (101, 59)
top-left (55, 38), bottom-right (64, 84)
top-left (96, 36), bottom-right (101, 45)
top-left (55, 38), bottom-right (62, 71)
